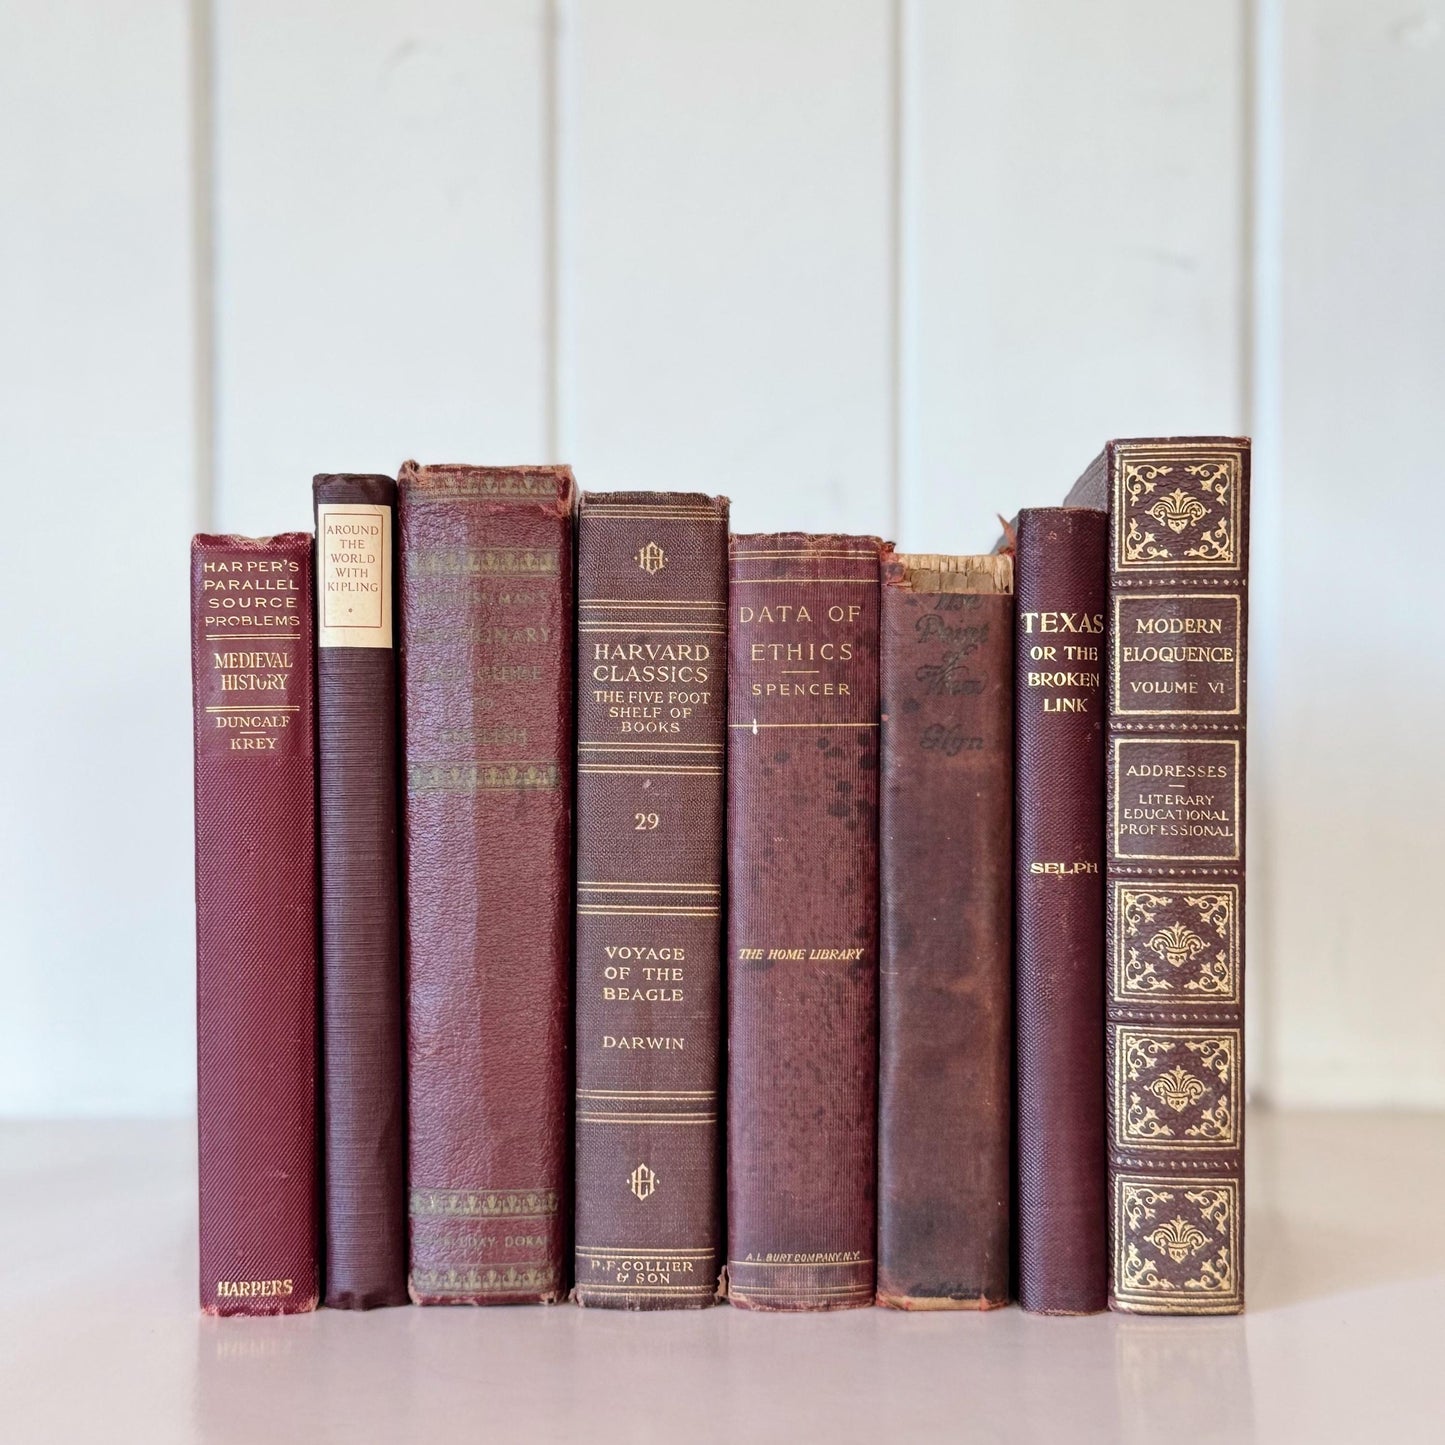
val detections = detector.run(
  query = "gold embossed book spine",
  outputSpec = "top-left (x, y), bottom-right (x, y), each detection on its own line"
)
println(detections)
top-left (399, 463), bottom-right (575, 1305)
top-left (1066, 437), bottom-right (1250, 1315)
top-left (573, 491), bottom-right (729, 1309)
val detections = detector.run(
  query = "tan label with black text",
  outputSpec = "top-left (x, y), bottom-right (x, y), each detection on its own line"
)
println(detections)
top-left (317, 502), bottom-right (392, 647)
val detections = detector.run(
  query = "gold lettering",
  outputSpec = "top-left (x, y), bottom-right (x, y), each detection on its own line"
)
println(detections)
top-left (215, 1278), bottom-right (294, 1298)
top-left (1018, 610), bottom-right (1104, 635)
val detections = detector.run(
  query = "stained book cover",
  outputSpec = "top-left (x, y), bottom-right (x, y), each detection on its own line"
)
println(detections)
top-left (191, 532), bottom-right (318, 1316)
top-left (1013, 509), bottom-right (1109, 1315)
top-left (725, 533), bottom-right (881, 1311)
top-left (877, 551), bottom-right (1013, 1309)
top-left (314, 474), bottom-right (407, 1308)
top-left (399, 463), bottom-right (575, 1305)
top-left (1065, 437), bottom-right (1250, 1315)
top-left (573, 492), bottom-right (729, 1309)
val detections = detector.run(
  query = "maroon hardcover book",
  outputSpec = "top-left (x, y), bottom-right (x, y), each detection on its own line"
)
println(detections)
top-left (573, 491), bottom-right (729, 1309)
top-left (191, 532), bottom-right (318, 1316)
top-left (877, 550), bottom-right (1014, 1309)
top-left (1014, 508), bottom-right (1109, 1314)
top-left (726, 533), bottom-right (881, 1311)
top-left (1067, 438), bottom-right (1250, 1315)
top-left (399, 463), bottom-right (574, 1305)
top-left (314, 475), bottom-right (407, 1308)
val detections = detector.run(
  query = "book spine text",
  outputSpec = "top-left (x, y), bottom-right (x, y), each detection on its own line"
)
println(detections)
top-left (315, 474), bottom-right (407, 1308)
top-left (192, 531), bottom-right (319, 1316)
top-left (573, 491), bottom-right (729, 1308)
top-left (1097, 439), bottom-right (1250, 1315)
top-left (1014, 508), bottom-right (1109, 1314)
top-left (725, 533), bottom-right (881, 1311)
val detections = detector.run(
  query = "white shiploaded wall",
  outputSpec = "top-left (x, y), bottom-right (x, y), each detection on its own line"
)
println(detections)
top-left (2, 0), bottom-right (1441, 1114)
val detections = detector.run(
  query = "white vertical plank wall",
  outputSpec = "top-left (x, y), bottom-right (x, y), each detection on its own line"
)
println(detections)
top-left (1263, 0), bottom-right (1445, 1107)
top-left (212, 0), bottom-right (553, 534)
top-left (562, 0), bottom-right (896, 534)
top-left (0, 2), bottom-right (199, 1112)
top-left (2, 0), bottom-right (1442, 1113)
top-left (901, 0), bottom-right (1248, 554)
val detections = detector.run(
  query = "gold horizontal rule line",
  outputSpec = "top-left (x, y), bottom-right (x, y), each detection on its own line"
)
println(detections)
top-left (575, 751), bottom-right (722, 762)
top-left (577, 908), bottom-right (719, 918)
top-left (577, 1115), bottom-right (718, 1125)
top-left (576, 1247), bottom-right (717, 1256)
top-left (727, 721), bottom-right (876, 730)
top-left (577, 765), bottom-right (722, 774)
top-left (577, 1090), bottom-right (716, 1098)
top-left (578, 881), bottom-right (720, 889)
top-left (577, 750), bottom-right (722, 757)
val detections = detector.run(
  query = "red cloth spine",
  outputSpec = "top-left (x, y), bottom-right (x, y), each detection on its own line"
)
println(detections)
top-left (192, 532), bottom-right (319, 1316)
top-left (725, 533), bottom-right (881, 1311)
top-left (399, 463), bottom-right (575, 1305)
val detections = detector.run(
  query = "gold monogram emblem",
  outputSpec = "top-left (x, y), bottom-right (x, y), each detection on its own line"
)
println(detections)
top-left (1146, 921), bottom-right (1208, 968)
top-left (628, 1163), bottom-right (658, 1201)
top-left (1146, 488), bottom-right (1208, 534)
top-left (1146, 1216), bottom-right (1209, 1263)
top-left (635, 541), bottom-right (666, 575)
top-left (1148, 1065), bottom-right (1207, 1113)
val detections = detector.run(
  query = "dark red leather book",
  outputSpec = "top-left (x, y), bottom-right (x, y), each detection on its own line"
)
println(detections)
top-left (877, 550), bottom-right (1013, 1309)
top-left (399, 462), bottom-right (574, 1305)
top-left (1014, 508), bottom-right (1109, 1315)
top-left (313, 474), bottom-right (407, 1309)
top-left (191, 532), bottom-right (318, 1316)
top-left (726, 533), bottom-right (880, 1311)
top-left (1066, 438), bottom-right (1249, 1315)
top-left (573, 491), bottom-right (728, 1309)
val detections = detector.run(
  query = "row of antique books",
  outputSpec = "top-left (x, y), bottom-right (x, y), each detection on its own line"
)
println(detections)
top-left (191, 437), bottom-right (1249, 1318)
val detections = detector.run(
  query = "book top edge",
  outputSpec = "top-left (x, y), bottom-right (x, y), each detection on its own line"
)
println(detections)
top-left (579, 490), bottom-right (728, 510)
top-left (1107, 435), bottom-right (1251, 449)
top-left (398, 462), bottom-right (574, 507)
top-left (192, 532), bottom-right (312, 551)
top-left (730, 533), bottom-right (883, 548)
top-left (883, 551), bottom-right (1012, 595)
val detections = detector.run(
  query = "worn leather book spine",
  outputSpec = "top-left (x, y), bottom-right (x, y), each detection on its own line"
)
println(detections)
top-left (572, 492), bottom-right (729, 1309)
top-left (877, 550), bottom-right (1014, 1309)
top-left (1014, 508), bottom-right (1109, 1315)
top-left (1066, 438), bottom-right (1250, 1315)
top-left (726, 533), bottom-right (881, 1311)
top-left (313, 474), bottom-right (407, 1309)
top-left (399, 463), bottom-right (575, 1305)
top-left (191, 532), bottom-right (318, 1316)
